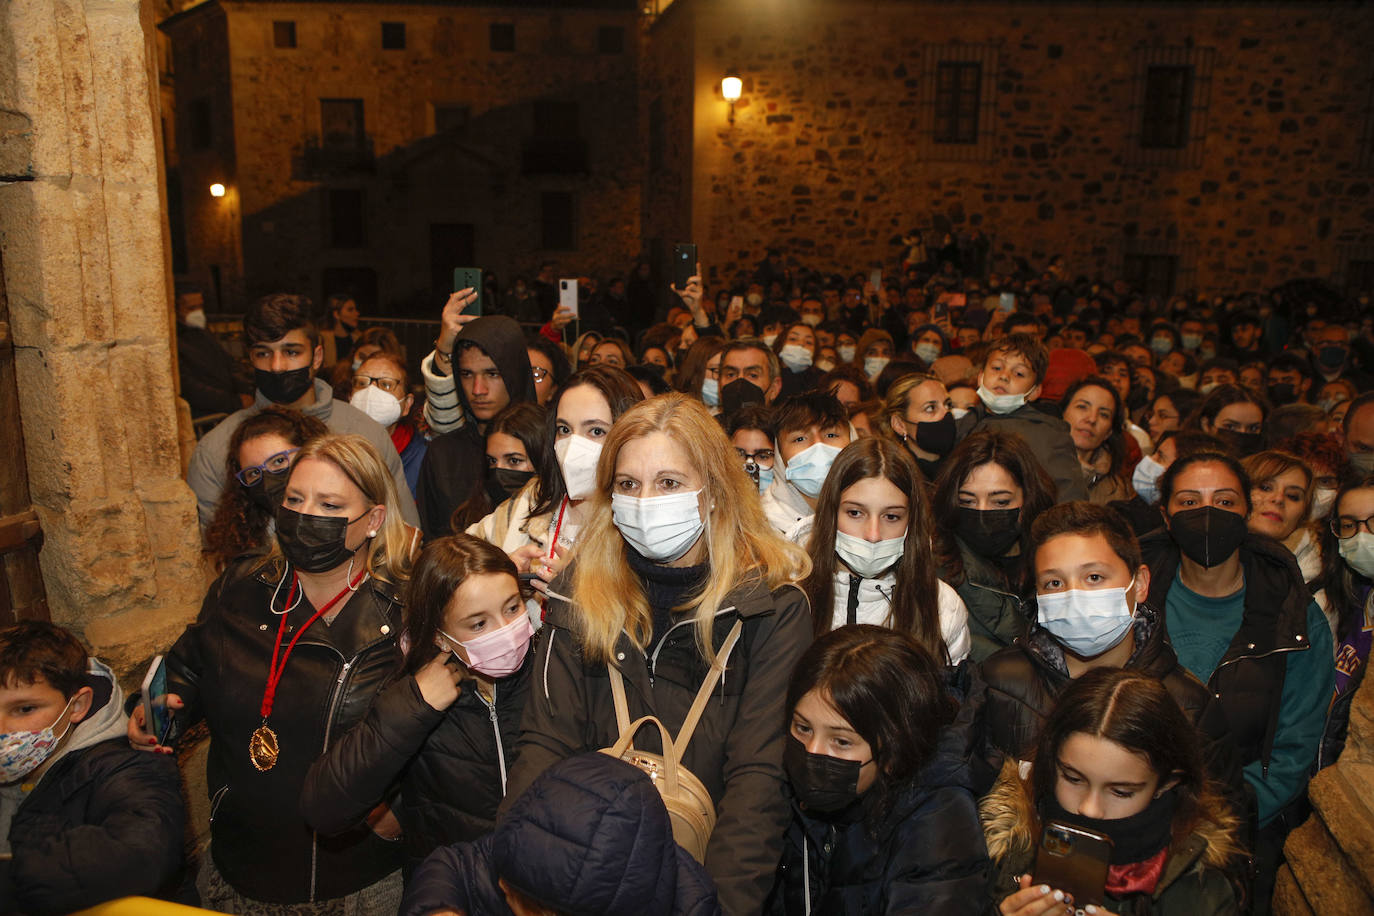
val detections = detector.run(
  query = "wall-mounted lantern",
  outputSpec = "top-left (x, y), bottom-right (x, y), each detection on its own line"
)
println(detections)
top-left (722, 70), bottom-right (742, 124)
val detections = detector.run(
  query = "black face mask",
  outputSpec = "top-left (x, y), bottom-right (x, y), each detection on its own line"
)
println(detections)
top-left (485, 468), bottom-right (535, 506)
top-left (913, 413), bottom-right (957, 456)
top-left (255, 366), bottom-right (314, 405)
top-left (276, 506), bottom-right (368, 573)
top-left (720, 378), bottom-right (766, 415)
top-left (1041, 790), bottom-right (1178, 865)
top-left (954, 506), bottom-right (1022, 558)
top-left (244, 469), bottom-right (290, 514)
top-left (1216, 429), bottom-right (1263, 458)
top-left (1317, 345), bottom-right (1348, 370)
top-left (1168, 506), bottom-right (1247, 568)
top-left (784, 734), bottom-right (869, 813)
top-left (1266, 382), bottom-right (1296, 406)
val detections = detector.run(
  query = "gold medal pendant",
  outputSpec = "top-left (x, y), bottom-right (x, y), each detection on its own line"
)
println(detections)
top-left (249, 723), bottom-right (280, 771)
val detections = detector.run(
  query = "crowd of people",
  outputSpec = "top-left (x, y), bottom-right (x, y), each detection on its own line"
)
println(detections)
top-left (6, 245), bottom-right (1374, 916)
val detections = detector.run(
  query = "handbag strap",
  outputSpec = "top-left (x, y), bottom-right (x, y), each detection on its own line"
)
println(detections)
top-left (606, 618), bottom-right (745, 761)
top-left (605, 715), bottom-right (681, 794)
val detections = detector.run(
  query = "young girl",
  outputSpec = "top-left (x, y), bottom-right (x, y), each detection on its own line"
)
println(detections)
top-left (768, 625), bottom-right (989, 915)
top-left (983, 667), bottom-right (1243, 915)
top-left (203, 406), bottom-right (327, 571)
top-left (503, 393), bottom-right (812, 916)
top-left (933, 430), bottom-right (1057, 662)
top-left (799, 437), bottom-right (971, 663)
top-left (300, 534), bottom-right (533, 869)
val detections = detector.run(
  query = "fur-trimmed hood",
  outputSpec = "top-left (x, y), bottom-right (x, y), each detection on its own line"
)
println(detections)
top-left (979, 760), bottom-right (1243, 879)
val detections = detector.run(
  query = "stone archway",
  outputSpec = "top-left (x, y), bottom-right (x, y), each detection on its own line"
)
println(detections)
top-left (0, 0), bottom-right (207, 673)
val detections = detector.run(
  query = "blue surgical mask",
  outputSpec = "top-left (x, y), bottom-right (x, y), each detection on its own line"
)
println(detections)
top-left (784, 442), bottom-right (842, 498)
top-left (1180, 333), bottom-right (1202, 351)
top-left (914, 342), bottom-right (941, 364)
top-left (1131, 454), bottom-right (1167, 505)
top-left (757, 466), bottom-right (775, 494)
top-left (1038, 579), bottom-right (1138, 658)
top-left (863, 356), bottom-right (890, 380)
top-left (701, 378), bottom-right (720, 408)
top-left (1150, 336), bottom-right (1174, 356)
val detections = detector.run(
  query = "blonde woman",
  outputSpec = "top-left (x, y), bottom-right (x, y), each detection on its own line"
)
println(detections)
top-left (131, 434), bottom-right (417, 912)
top-left (503, 394), bottom-right (812, 916)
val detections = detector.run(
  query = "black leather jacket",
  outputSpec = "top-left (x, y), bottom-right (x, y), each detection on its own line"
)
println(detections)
top-left (166, 556), bottom-right (405, 904)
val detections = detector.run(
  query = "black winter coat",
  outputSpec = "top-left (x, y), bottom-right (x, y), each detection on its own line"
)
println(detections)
top-left (300, 647), bottom-right (532, 867)
top-left (502, 574), bottom-right (812, 916)
top-left (766, 663), bottom-right (991, 915)
top-left (401, 753), bottom-right (721, 916)
top-left (0, 738), bottom-right (183, 915)
top-left (952, 542), bottom-right (1031, 663)
top-left (166, 556), bottom-right (406, 904)
top-left (976, 607), bottom-right (1240, 799)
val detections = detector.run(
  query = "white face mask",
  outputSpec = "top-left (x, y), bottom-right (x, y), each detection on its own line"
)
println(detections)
top-left (183, 309), bottom-right (207, 329)
top-left (1339, 532), bottom-right (1374, 579)
top-left (1198, 382), bottom-right (1219, 396)
top-left (838, 345), bottom-right (857, 364)
top-left (1309, 486), bottom-right (1337, 521)
top-left (801, 313), bottom-right (822, 327)
top-left (834, 529), bottom-right (906, 579)
top-left (1131, 454), bottom-right (1167, 505)
top-left (815, 359), bottom-right (836, 373)
top-left (784, 441), bottom-right (843, 498)
top-left (914, 342), bottom-right (941, 365)
top-left (555, 435), bottom-right (603, 501)
top-left (1037, 578), bottom-right (1138, 658)
top-left (976, 381), bottom-right (1028, 415)
top-left (761, 332), bottom-right (779, 348)
top-left (779, 344), bottom-right (814, 373)
top-left (350, 385), bottom-right (403, 428)
top-left (612, 489), bottom-right (705, 563)
top-left (863, 356), bottom-right (890, 379)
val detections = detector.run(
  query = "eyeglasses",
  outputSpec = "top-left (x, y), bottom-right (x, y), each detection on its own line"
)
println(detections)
top-left (352, 375), bottom-right (403, 394)
top-left (1332, 515), bottom-right (1374, 540)
top-left (236, 448), bottom-right (299, 486)
top-left (531, 366), bottom-right (550, 383)
top-left (736, 447), bottom-right (775, 465)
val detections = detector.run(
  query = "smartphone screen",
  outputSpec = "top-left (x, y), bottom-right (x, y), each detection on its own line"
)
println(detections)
top-left (673, 243), bottom-right (697, 290)
top-left (452, 267), bottom-right (483, 316)
top-left (559, 279), bottom-right (579, 318)
top-left (140, 655), bottom-right (178, 744)
top-left (999, 292), bottom-right (1016, 313)
top-left (869, 268), bottom-right (882, 292)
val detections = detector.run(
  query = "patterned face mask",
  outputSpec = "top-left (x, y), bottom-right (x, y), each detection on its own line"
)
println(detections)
top-left (0, 695), bottom-right (76, 783)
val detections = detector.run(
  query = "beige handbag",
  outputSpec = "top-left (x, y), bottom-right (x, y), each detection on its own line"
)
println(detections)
top-left (601, 620), bottom-right (742, 863)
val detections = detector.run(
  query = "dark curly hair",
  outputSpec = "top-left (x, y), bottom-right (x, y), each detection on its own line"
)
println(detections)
top-left (203, 407), bottom-right (328, 571)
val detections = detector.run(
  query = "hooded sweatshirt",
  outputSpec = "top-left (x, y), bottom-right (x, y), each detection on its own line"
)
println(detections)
top-left (415, 317), bottom-right (537, 538)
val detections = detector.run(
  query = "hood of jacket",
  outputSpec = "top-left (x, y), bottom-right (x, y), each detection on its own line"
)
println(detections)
top-left (762, 465), bottom-right (814, 534)
top-left (490, 752), bottom-right (717, 916)
top-left (454, 316), bottom-right (537, 422)
top-left (980, 759), bottom-right (1242, 883)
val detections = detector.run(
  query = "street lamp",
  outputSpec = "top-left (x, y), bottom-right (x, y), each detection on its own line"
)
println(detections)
top-left (209, 183), bottom-right (226, 198)
top-left (722, 70), bottom-right (742, 124)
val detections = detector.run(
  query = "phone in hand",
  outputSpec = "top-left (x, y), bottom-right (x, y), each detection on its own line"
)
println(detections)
top-left (673, 243), bottom-right (698, 290)
top-left (140, 655), bottom-right (182, 746)
top-left (869, 268), bottom-right (883, 292)
top-left (999, 291), bottom-right (1017, 313)
top-left (1032, 821), bottom-right (1112, 910)
top-left (452, 268), bottom-right (483, 316)
top-left (559, 279), bottom-right (579, 319)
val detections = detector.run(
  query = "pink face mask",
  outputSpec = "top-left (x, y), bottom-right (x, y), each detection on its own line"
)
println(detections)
top-left (440, 613), bottom-right (534, 679)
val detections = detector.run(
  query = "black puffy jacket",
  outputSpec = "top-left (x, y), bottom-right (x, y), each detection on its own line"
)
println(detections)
top-left (502, 574), bottom-right (812, 916)
top-left (401, 753), bottom-right (721, 916)
top-left (977, 605), bottom-right (1238, 796)
top-left (766, 662), bottom-right (991, 915)
top-left (300, 646), bottom-right (532, 867)
top-left (166, 556), bottom-right (406, 904)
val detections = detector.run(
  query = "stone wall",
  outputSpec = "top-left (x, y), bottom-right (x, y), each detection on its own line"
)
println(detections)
top-left (0, 0), bottom-right (208, 672)
top-left (654, 0), bottom-right (1374, 292)
top-left (164, 1), bottom-right (644, 315)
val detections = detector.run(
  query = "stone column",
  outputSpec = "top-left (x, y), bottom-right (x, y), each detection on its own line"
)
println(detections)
top-left (0, 0), bottom-right (208, 671)
top-left (1274, 665), bottom-right (1374, 912)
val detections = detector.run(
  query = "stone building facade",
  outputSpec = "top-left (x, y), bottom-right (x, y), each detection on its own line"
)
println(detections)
top-left (643, 0), bottom-right (1374, 295)
top-left (161, 0), bottom-right (642, 315)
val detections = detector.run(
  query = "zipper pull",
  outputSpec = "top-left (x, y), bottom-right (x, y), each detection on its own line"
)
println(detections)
top-left (336, 661), bottom-right (352, 684)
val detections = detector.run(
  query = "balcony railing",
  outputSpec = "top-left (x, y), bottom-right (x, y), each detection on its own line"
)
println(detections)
top-left (293, 135), bottom-right (376, 179)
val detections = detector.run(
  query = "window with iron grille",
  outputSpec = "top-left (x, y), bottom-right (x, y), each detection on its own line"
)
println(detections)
top-left (1141, 66), bottom-right (1193, 150)
top-left (273, 21), bottom-right (296, 49)
top-left (934, 62), bottom-right (981, 145)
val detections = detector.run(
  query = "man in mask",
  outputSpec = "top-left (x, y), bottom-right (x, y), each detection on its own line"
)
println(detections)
top-left (187, 293), bottom-right (419, 532)
top-left (1345, 392), bottom-right (1374, 478)
top-left (414, 311), bottom-right (537, 538)
top-left (718, 339), bottom-right (784, 407)
top-left (1310, 324), bottom-right (1372, 390)
top-left (976, 502), bottom-right (1237, 796)
top-left (1265, 354), bottom-right (1313, 407)
top-left (174, 281), bottom-right (249, 419)
top-left (760, 392), bottom-right (851, 536)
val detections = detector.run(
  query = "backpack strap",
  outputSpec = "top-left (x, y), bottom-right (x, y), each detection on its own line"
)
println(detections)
top-left (673, 619), bottom-right (743, 759)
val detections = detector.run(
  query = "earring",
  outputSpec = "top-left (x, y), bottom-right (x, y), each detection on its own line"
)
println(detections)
top-left (367, 530), bottom-right (377, 539)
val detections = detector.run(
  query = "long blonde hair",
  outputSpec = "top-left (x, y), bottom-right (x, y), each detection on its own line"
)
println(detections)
top-left (261, 433), bottom-right (415, 585)
top-left (571, 394), bottom-right (811, 664)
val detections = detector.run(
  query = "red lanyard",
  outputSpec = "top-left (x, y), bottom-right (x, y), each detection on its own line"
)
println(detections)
top-left (259, 567), bottom-right (367, 719)
top-left (549, 497), bottom-right (570, 559)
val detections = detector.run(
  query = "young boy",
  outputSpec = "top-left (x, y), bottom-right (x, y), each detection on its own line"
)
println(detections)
top-left (955, 332), bottom-right (1088, 501)
top-left (760, 392), bottom-right (852, 536)
top-left (0, 621), bottom-right (183, 913)
top-left (975, 502), bottom-right (1236, 799)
